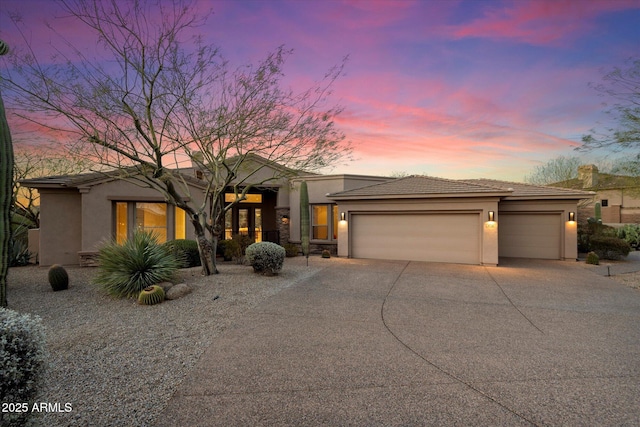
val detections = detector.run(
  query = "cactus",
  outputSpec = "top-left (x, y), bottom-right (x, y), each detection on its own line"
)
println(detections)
top-left (137, 285), bottom-right (165, 305)
top-left (300, 181), bottom-right (310, 265)
top-left (594, 202), bottom-right (602, 222)
top-left (48, 264), bottom-right (69, 291)
top-left (1, 39), bottom-right (13, 307)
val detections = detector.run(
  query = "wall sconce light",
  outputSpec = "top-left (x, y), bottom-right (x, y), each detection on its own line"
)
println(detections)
top-left (568, 212), bottom-right (575, 222)
top-left (281, 215), bottom-right (290, 225)
top-left (340, 212), bottom-right (346, 221)
top-left (488, 211), bottom-right (495, 222)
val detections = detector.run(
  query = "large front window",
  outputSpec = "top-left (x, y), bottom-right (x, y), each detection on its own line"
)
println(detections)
top-left (311, 204), bottom-right (339, 241)
top-left (114, 202), bottom-right (186, 244)
top-left (136, 202), bottom-right (167, 242)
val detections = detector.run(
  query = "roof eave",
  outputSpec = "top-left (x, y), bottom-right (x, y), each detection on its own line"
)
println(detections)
top-left (329, 191), bottom-right (510, 201)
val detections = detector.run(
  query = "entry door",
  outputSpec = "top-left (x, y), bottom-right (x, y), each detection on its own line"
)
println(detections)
top-left (234, 208), bottom-right (262, 242)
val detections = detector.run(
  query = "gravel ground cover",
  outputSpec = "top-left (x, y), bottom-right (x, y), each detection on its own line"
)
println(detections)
top-left (5, 257), bottom-right (321, 427)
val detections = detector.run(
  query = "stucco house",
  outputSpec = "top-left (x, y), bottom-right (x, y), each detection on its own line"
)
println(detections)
top-left (22, 158), bottom-right (592, 267)
top-left (551, 164), bottom-right (640, 225)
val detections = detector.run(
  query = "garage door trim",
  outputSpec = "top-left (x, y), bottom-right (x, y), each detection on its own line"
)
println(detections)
top-left (349, 210), bottom-right (483, 265)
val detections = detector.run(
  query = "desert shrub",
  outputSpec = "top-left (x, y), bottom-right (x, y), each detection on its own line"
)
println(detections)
top-left (617, 224), bottom-right (640, 249)
top-left (163, 239), bottom-right (201, 268)
top-left (0, 308), bottom-right (47, 427)
top-left (9, 237), bottom-right (31, 267)
top-left (217, 239), bottom-right (230, 258)
top-left (95, 230), bottom-right (180, 298)
top-left (225, 234), bottom-right (253, 263)
top-left (283, 243), bottom-right (299, 257)
top-left (245, 242), bottom-right (286, 275)
top-left (578, 221), bottom-right (618, 253)
top-left (589, 236), bottom-right (631, 260)
top-left (585, 251), bottom-right (600, 265)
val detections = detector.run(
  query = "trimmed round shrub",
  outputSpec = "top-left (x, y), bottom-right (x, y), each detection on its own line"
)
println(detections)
top-left (162, 239), bottom-right (202, 268)
top-left (245, 242), bottom-right (286, 275)
top-left (589, 236), bottom-right (631, 260)
top-left (138, 285), bottom-right (165, 305)
top-left (95, 231), bottom-right (180, 298)
top-left (586, 251), bottom-right (600, 265)
top-left (1, 308), bottom-right (47, 427)
top-left (321, 249), bottom-right (331, 258)
top-left (48, 264), bottom-right (69, 291)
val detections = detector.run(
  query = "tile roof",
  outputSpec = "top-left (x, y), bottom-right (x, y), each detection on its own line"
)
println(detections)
top-left (329, 175), bottom-right (510, 199)
top-left (551, 174), bottom-right (640, 191)
top-left (461, 179), bottom-right (594, 199)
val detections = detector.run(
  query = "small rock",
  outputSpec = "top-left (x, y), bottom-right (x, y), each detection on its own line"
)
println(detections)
top-left (156, 281), bottom-right (174, 293)
top-left (165, 283), bottom-right (192, 300)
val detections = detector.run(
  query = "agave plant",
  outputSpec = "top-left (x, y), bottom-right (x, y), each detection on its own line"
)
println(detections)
top-left (95, 230), bottom-right (179, 298)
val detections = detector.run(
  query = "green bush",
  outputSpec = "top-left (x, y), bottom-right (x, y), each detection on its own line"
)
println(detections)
top-left (589, 236), bottom-right (631, 260)
top-left (586, 251), bottom-right (600, 265)
top-left (283, 243), bottom-right (299, 257)
top-left (578, 221), bottom-right (618, 253)
top-left (162, 239), bottom-right (201, 268)
top-left (225, 234), bottom-right (253, 263)
top-left (0, 308), bottom-right (47, 427)
top-left (95, 231), bottom-right (180, 298)
top-left (217, 239), bottom-right (230, 258)
top-left (245, 242), bottom-right (286, 275)
top-left (617, 224), bottom-right (640, 249)
top-left (9, 237), bottom-right (31, 267)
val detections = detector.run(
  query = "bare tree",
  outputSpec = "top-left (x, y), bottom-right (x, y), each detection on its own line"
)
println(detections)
top-left (524, 155), bottom-right (582, 185)
top-left (581, 57), bottom-right (640, 161)
top-left (1, 0), bottom-right (350, 275)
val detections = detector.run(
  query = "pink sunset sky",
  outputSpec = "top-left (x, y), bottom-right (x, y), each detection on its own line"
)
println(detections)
top-left (1, 0), bottom-right (639, 181)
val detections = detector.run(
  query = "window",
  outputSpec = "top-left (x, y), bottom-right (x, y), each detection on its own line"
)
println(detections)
top-left (175, 207), bottom-right (187, 240)
top-left (224, 193), bottom-right (262, 203)
top-left (311, 204), bottom-right (339, 241)
top-left (601, 199), bottom-right (608, 207)
top-left (114, 202), bottom-right (186, 244)
top-left (115, 202), bottom-right (128, 244)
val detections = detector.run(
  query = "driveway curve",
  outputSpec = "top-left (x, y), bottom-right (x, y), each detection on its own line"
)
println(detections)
top-left (156, 257), bottom-right (640, 426)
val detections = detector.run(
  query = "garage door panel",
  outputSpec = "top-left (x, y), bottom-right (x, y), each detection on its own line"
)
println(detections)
top-left (498, 213), bottom-right (560, 259)
top-left (351, 213), bottom-right (480, 264)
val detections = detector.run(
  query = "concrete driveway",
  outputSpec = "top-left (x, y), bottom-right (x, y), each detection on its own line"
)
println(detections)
top-left (155, 257), bottom-right (640, 426)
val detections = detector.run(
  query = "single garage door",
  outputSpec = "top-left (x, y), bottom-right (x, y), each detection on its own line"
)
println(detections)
top-left (498, 213), bottom-right (561, 259)
top-left (351, 213), bottom-right (481, 264)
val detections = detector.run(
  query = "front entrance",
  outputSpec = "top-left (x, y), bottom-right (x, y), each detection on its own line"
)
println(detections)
top-left (223, 189), bottom-right (279, 243)
top-left (226, 207), bottom-right (262, 242)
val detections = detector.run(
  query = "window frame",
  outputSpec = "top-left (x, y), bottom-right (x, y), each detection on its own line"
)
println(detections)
top-left (113, 201), bottom-right (186, 244)
top-left (310, 203), bottom-right (339, 242)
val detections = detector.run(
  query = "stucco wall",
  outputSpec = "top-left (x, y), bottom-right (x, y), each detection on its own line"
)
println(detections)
top-left (288, 175), bottom-right (389, 242)
top-left (80, 179), bottom-right (205, 252)
top-left (39, 189), bottom-right (82, 266)
top-left (334, 197), bottom-right (501, 265)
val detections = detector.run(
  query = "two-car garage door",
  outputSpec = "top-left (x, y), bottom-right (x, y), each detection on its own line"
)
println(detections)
top-left (350, 213), bottom-right (481, 264)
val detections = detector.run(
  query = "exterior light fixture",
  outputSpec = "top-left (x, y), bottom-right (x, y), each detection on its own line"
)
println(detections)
top-left (568, 212), bottom-right (575, 222)
top-left (281, 215), bottom-right (290, 225)
top-left (340, 212), bottom-right (346, 221)
top-left (488, 211), bottom-right (495, 222)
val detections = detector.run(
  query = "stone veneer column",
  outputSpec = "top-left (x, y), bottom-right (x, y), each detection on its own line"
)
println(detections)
top-left (275, 207), bottom-right (291, 245)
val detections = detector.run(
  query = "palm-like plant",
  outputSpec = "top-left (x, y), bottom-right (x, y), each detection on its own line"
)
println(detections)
top-left (95, 231), bottom-right (179, 298)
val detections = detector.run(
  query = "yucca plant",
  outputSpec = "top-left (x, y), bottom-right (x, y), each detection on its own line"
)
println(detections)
top-left (94, 230), bottom-right (180, 298)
